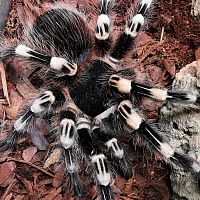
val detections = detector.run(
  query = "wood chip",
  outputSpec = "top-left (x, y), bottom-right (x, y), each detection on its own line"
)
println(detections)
top-left (0, 62), bottom-right (10, 106)
top-left (22, 147), bottom-right (37, 162)
top-left (0, 162), bottom-right (16, 187)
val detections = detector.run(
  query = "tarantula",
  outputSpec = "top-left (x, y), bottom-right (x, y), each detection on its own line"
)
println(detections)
top-left (0, 0), bottom-right (200, 199)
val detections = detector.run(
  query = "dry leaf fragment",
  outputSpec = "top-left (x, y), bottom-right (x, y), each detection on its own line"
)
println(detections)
top-left (44, 148), bottom-right (62, 169)
top-left (0, 162), bottom-right (16, 187)
top-left (22, 147), bottom-right (37, 162)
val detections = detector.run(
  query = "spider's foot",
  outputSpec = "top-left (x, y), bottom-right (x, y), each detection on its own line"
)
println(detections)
top-left (131, 81), bottom-right (200, 104)
top-left (109, 75), bottom-right (131, 94)
top-left (91, 154), bottom-right (113, 200)
top-left (30, 90), bottom-right (57, 114)
top-left (92, 126), bottom-right (132, 179)
top-left (59, 110), bottom-right (76, 150)
top-left (118, 100), bottom-right (200, 182)
top-left (118, 100), bottom-right (142, 130)
top-left (109, 0), bottom-right (153, 61)
top-left (125, 14), bottom-right (145, 38)
top-left (60, 118), bottom-right (76, 150)
top-left (0, 89), bottom-right (64, 152)
top-left (95, 14), bottom-right (110, 40)
top-left (138, 0), bottom-right (153, 15)
top-left (95, 0), bottom-right (112, 41)
top-left (50, 57), bottom-right (77, 77)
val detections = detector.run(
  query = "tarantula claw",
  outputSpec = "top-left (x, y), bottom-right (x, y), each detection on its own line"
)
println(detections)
top-left (109, 75), bottom-right (131, 94)
top-left (50, 57), bottom-right (77, 76)
top-left (138, 0), bottom-right (153, 15)
top-left (125, 14), bottom-right (145, 37)
top-left (95, 14), bottom-right (110, 40)
top-left (60, 119), bottom-right (75, 149)
top-left (118, 100), bottom-right (142, 130)
top-left (105, 138), bottom-right (124, 159)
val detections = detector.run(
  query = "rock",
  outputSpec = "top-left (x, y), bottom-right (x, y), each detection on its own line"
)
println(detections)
top-left (159, 60), bottom-right (200, 200)
top-left (0, 0), bottom-right (11, 34)
top-left (191, 0), bottom-right (200, 17)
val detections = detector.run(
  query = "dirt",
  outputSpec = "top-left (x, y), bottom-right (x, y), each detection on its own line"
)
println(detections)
top-left (0, 0), bottom-right (200, 200)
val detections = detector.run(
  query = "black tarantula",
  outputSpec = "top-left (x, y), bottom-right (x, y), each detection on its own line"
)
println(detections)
top-left (1, 0), bottom-right (200, 199)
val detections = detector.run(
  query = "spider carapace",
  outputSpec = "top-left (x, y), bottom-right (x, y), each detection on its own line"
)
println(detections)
top-left (1, 0), bottom-right (200, 199)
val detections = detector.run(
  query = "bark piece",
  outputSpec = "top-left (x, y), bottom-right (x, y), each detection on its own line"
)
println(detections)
top-left (22, 147), bottom-right (37, 162)
top-left (43, 148), bottom-right (62, 169)
top-left (0, 162), bottom-right (16, 187)
top-left (0, 62), bottom-right (10, 105)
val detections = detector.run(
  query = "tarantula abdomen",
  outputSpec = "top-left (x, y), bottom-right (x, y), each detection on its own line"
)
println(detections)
top-left (29, 8), bottom-right (92, 63)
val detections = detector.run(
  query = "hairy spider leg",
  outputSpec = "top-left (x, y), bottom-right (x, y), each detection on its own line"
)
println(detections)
top-left (131, 81), bottom-right (200, 104)
top-left (95, 0), bottom-right (114, 54)
top-left (0, 89), bottom-right (65, 151)
top-left (92, 106), bottom-right (132, 179)
top-left (109, 74), bottom-right (200, 104)
top-left (14, 44), bottom-right (78, 76)
top-left (92, 126), bottom-right (133, 179)
top-left (76, 118), bottom-right (114, 200)
top-left (109, 0), bottom-right (153, 63)
top-left (59, 110), bottom-right (84, 197)
top-left (118, 100), bottom-right (200, 184)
